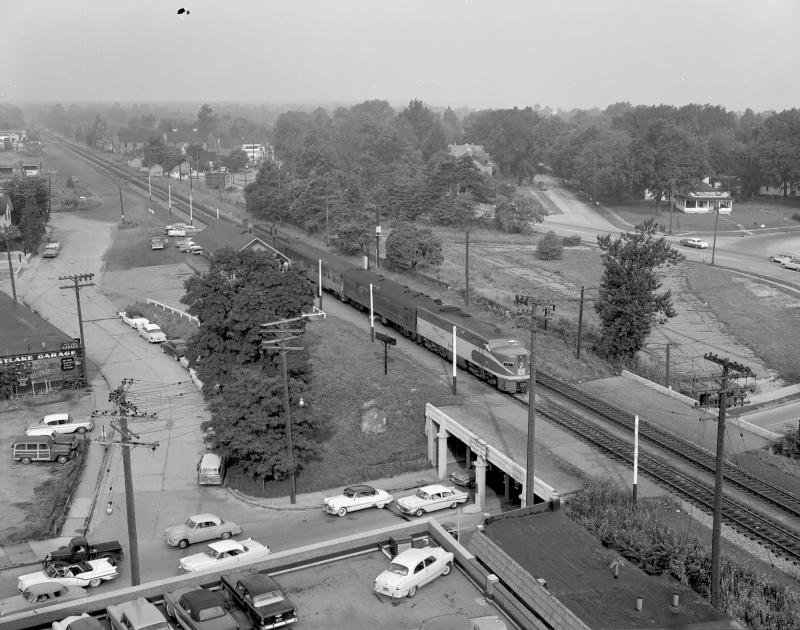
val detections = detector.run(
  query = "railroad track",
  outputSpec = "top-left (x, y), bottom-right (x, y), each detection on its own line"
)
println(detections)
top-left (47, 133), bottom-right (800, 562)
top-left (519, 395), bottom-right (800, 564)
top-left (535, 371), bottom-right (800, 520)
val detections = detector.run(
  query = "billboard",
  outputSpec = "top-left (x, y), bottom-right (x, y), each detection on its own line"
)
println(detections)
top-left (0, 344), bottom-right (83, 393)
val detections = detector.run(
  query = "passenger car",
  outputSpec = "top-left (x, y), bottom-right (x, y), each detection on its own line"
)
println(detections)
top-left (179, 538), bottom-right (271, 573)
top-left (0, 582), bottom-right (87, 617)
top-left (322, 484), bottom-right (393, 516)
top-left (107, 597), bottom-right (171, 630)
top-left (52, 613), bottom-right (104, 630)
top-left (178, 241), bottom-right (196, 252)
top-left (150, 237), bottom-right (166, 250)
top-left (138, 322), bottom-right (167, 343)
top-left (118, 311), bottom-right (150, 329)
top-left (18, 558), bottom-right (118, 590)
top-left (163, 587), bottom-right (239, 630)
top-left (417, 614), bottom-right (507, 630)
top-left (189, 244), bottom-right (204, 255)
top-left (163, 514), bottom-right (242, 548)
top-left (11, 434), bottom-right (78, 464)
top-left (374, 546), bottom-right (454, 598)
top-left (397, 484), bottom-right (469, 517)
top-left (781, 257), bottom-right (800, 271)
top-left (26, 412), bottom-right (94, 435)
top-left (769, 252), bottom-right (798, 264)
top-left (679, 237), bottom-right (709, 248)
top-left (449, 465), bottom-right (476, 488)
top-left (220, 571), bottom-right (297, 629)
top-left (162, 338), bottom-right (189, 360)
top-left (167, 227), bottom-right (187, 237)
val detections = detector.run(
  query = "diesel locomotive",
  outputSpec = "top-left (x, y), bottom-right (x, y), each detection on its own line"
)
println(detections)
top-left (273, 233), bottom-right (530, 393)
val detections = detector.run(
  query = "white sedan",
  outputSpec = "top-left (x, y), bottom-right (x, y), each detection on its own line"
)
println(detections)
top-left (397, 484), bottom-right (469, 517)
top-left (679, 237), bottom-right (709, 248)
top-left (178, 538), bottom-right (271, 573)
top-left (374, 546), bottom-right (454, 598)
top-left (167, 227), bottom-right (187, 237)
top-left (18, 559), bottom-right (118, 591)
top-left (322, 484), bottom-right (394, 517)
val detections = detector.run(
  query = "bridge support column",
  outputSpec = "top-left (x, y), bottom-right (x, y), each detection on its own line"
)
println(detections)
top-left (437, 426), bottom-right (448, 480)
top-left (475, 456), bottom-right (488, 511)
top-left (427, 418), bottom-right (437, 466)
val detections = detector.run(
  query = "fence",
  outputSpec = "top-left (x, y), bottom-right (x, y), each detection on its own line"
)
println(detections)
top-left (146, 299), bottom-right (200, 326)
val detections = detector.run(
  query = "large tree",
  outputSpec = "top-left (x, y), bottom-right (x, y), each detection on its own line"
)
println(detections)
top-left (181, 248), bottom-right (316, 388)
top-left (755, 109), bottom-right (800, 197)
top-left (594, 219), bottom-right (684, 363)
top-left (385, 223), bottom-right (444, 271)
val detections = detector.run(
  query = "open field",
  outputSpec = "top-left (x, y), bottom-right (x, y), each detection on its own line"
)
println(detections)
top-left (605, 198), bottom-right (800, 234)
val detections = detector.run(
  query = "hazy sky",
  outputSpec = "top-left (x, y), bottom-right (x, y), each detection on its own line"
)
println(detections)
top-left (2, 0), bottom-right (798, 112)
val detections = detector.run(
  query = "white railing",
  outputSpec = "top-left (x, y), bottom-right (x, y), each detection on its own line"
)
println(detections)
top-left (146, 298), bottom-right (200, 326)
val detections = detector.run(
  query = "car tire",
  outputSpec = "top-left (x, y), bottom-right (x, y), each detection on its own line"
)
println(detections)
top-left (441, 563), bottom-right (452, 576)
top-left (450, 502), bottom-right (458, 509)
top-left (88, 577), bottom-right (102, 588)
top-left (221, 531), bottom-right (232, 540)
top-left (77, 427), bottom-right (87, 434)
top-left (57, 455), bottom-right (69, 464)
top-left (377, 502), bottom-right (387, 509)
top-left (337, 507), bottom-right (347, 517)
top-left (414, 509), bottom-right (424, 518)
top-left (21, 457), bottom-right (32, 465)
top-left (178, 539), bottom-right (189, 549)
top-left (407, 585), bottom-right (417, 598)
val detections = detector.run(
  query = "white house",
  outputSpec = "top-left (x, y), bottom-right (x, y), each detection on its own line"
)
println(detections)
top-left (674, 180), bottom-right (733, 214)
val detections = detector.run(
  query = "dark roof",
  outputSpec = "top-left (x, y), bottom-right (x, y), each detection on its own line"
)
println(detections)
top-left (483, 510), bottom-right (737, 629)
top-left (192, 221), bottom-right (272, 256)
top-left (0, 291), bottom-right (75, 357)
top-left (182, 589), bottom-right (224, 618)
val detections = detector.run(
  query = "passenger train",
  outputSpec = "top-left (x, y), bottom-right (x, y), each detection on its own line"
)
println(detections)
top-left (272, 233), bottom-right (530, 393)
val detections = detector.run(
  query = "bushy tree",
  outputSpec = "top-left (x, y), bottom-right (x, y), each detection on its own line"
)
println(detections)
top-left (6, 177), bottom-right (49, 253)
top-left (537, 231), bottom-right (563, 260)
top-left (385, 223), bottom-right (444, 271)
top-left (334, 222), bottom-right (372, 255)
top-left (595, 219), bottom-right (684, 363)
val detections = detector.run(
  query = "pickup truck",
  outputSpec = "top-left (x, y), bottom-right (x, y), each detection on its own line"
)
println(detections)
top-left (118, 311), bottom-right (150, 330)
top-left (44, 536), bottom-right (124, 568)
top-left (781, 257), bottom-right (800, 271)
top-left (138, 323), bottom-right (166, 343)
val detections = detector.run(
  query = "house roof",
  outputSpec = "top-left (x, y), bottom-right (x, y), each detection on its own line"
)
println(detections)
top-left (677, 181), bottom-right (732, 199)
top-left (192, 221), bottom-right (272, 256)
top-left (0, 291), bottom-right (76, 357)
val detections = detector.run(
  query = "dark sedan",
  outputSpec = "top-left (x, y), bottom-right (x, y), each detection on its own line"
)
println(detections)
top-left (221, 571), bottom-right (297, 629)
top-left (164, 587), bottom-right (239, 630)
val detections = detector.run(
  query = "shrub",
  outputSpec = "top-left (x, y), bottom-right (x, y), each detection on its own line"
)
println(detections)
top-left (792, 213), bottom-right (800, 223)
top-left (563, 234), bottom-right (582, 246)
top-left (537, 230), bottom-right (563, 260)
top-left (774, 427), bottom-right (800, 459)
top-left (66, 176), bottom-right (75, 188)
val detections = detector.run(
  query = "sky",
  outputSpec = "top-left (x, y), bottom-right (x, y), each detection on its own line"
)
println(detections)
top-left (1, 0), bottom-right (798, 113)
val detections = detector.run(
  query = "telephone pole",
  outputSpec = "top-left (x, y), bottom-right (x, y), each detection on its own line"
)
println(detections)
top-left (696, 353), bottom-right (755, 608)
top-left (59, 273), bottom-right (94, 385)
top-left (100, 379), bottom-right (159, 587)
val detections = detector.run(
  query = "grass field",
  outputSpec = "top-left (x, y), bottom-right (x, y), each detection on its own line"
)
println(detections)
top-left (605, 198), bottom-right (800, 234)
top-left (227, 314), bottom-right (462, 498)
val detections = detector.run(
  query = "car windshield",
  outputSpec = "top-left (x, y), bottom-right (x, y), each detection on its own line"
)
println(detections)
top-left (387, 563), bottom-right (409, 576)
top-left (252, 591), bottom-right (285, 607)
top-left (415, 490), bottom-right (431, 500)
top-left (44, 565), bottom-right (61, 578)
top-left (207, 547), bottom-right (222, 559)
top-left (185, 517), bottom-right (198, 528)
top-left (343, 488), bottom-right (357, 497)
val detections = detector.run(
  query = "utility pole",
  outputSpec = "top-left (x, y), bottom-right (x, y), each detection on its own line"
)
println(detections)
top-left (524, 326), bottom-right (537, 507)
top-left (575, 285), bottom-right (585, 359)
top-left (711, 204), bottom-right (721, 266)
top-left (119, 187), bottom-right (125, 225)
top-left (697, 353), bottom-right (755, 608)
top-left (2, 228), bottom-right (18, 304)
top-left (375, 205), bottom-right (381, 269)
top-left (464, 229), bottom-right (470, 306)
top-left (59, 273), bottom-right (94, 385)
top-left (101, 379), bottom-right (159, 587)
top-left (261, 309), bottom-right (326, 504)
top-left (669, 179), bottom-right (675, 235)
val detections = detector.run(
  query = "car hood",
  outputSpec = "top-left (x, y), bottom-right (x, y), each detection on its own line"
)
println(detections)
top-left (164, 525), bottom-right (190, 540)
top-left (323, 495), bottom-right (350, 508)
top-left (397, 495), bottom-right (426, 509)
top-left (16, 572), bottom-right (50, 591)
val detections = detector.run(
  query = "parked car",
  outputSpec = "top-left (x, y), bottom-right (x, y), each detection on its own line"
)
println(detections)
top-left (150, 237), bottom-right (166, 250)
top-left (189, 244), bottom-right (204, 255)
top-left (536, 182), bottom-right (547, 191)
top-left (11, 434), bottom-right (78, 464)
top-left (322, 484), bottom-right (393, 517)
top-left (107, 597), bottom-right (171, 630)
top-left (118, 311), bottom-right (150, 329)
top-left (18, 558), bottom-right (118, 590)
top-left (52, 613), bottom-right (104, 630)
top-left (769, 252), bottom-right (798, 264)
top-left (374, 546), bottom-right (454, 598)
top-left (397, 484), bottom-right (470, 517)
top-left (163, 588), bottom-right (239, 630)
top-left (175, 237), bottom-right (195, 248)
top-left (44, 536), bottom-right (124, 568)
top-left (449, 465), bottom-right (476, 488)
top-left (167, 227), bottom-right (187, 237)
top-left (163, 514), bottom-right (242, 549)
top-left (179, 538), bottom-right (271, 573)
top-left (179, 241), bottom-right (196, 253)
top-left (220, 571), bottom-right (297, 630)
top-left (164, 223), bottom-right (189, 234)
top-left (44, 242), bottom-right (61, 258)
top-left (183, 225), bottom-right (202, 235)
top-left (416, 614), bottom-right (507, 630)
top-left (0, 582), bottom-right (87, 617)
top-left (138, 323), bottom-right (167, 343)
top-left (679, 237), bottom-right (709, 248)
top-left (781, 257), bottom-right (800, 271)
top-left (26, 413), bottom-right (93, 435)
top-left (162, 338), bottom-right (189, 360)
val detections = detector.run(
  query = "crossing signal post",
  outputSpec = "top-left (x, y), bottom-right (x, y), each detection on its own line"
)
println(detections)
top-left (375, 332), bottom-right (396, 375)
